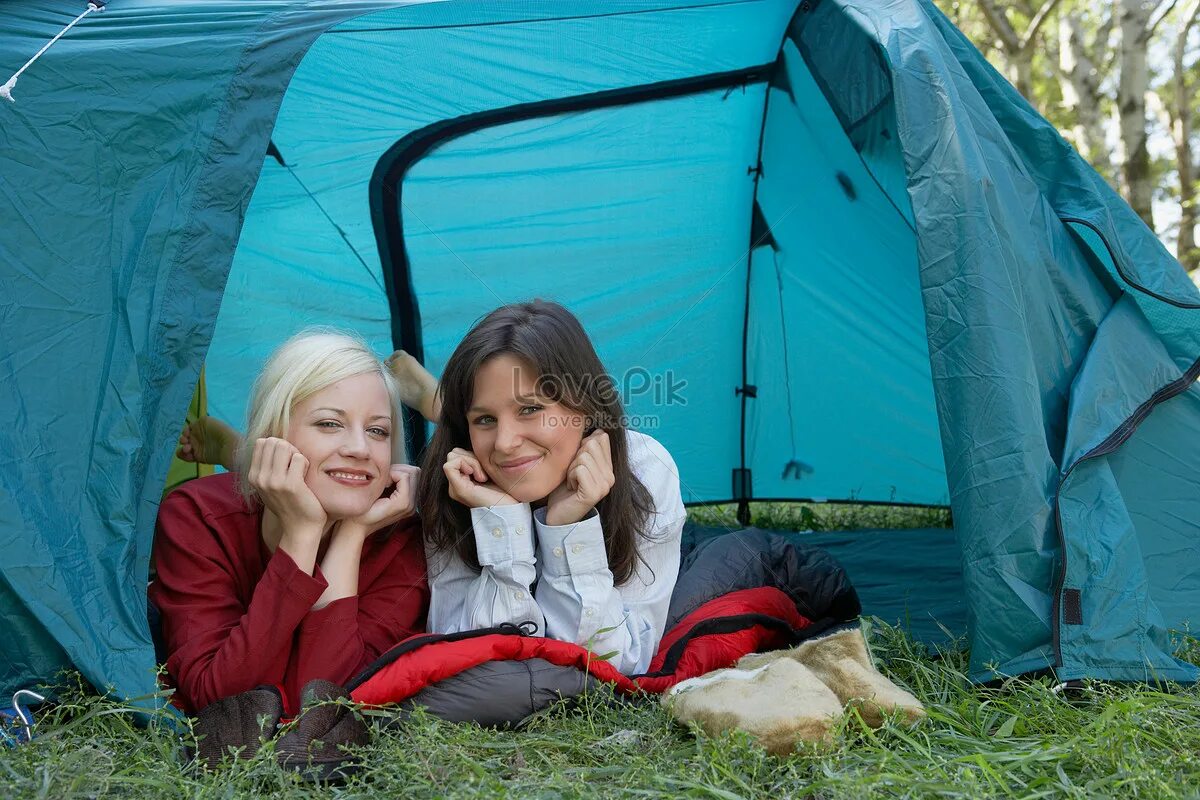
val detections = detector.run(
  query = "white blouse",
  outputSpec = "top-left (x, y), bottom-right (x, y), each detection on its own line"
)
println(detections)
top-left (426, 430), bottom-right (686, 675)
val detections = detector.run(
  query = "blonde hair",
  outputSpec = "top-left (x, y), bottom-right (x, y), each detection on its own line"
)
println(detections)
top-left (236, 328), bottom-right (405, 500)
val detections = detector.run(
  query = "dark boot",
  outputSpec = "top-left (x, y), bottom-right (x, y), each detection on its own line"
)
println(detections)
top-left (275, 679), bottom-right (369, 782)
top-left (191, 686), bottom-right (284, 769)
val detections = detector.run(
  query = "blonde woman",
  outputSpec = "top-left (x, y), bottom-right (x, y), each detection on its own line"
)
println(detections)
top-left (150, 331), bottom-right (427, 714)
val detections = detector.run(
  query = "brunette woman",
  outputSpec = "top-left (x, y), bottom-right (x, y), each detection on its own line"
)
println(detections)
top-left (420, 300), bottom-right (686, 675)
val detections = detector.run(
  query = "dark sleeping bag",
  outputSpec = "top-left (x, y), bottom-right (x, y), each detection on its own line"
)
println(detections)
top-left (347, 530), bottom-right (862, 726)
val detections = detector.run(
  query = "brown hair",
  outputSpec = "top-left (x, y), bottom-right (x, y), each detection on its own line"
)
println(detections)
top-left (418, 300), bottom-right (654, 584)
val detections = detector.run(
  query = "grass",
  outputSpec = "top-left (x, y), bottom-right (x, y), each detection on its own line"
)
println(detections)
top-left (3, 504), bottom-right (1198, 800)
top-left (687, 501), bottom-right (952, 533)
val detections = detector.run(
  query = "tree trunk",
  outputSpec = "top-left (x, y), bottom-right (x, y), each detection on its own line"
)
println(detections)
top-left (1012, 49), bottom-right (1036, 101)
top-left (1170, 0), bottom-right (1200, 270)
top-left (1059, 12), bottom-right (1111, 169)
top-left (1117, 0), bottom-right (1157, 229)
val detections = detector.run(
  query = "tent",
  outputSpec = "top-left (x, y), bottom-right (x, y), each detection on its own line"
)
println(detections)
top-left (2, 0), bottom-right (1198, 705)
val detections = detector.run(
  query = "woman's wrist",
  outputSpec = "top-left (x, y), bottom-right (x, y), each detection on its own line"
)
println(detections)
top-left (275, 519), bottom-right (325, 546)
top-left (331, 519), bottom-right (373, 540)
top-left (544, 504), bottom-right (593, 527)
top-left (470, 498), bottom-right (521, 511)
top-left (269, 505), bottom-right (328, 536)
top-left (275, 521), bottom-right (325, 575)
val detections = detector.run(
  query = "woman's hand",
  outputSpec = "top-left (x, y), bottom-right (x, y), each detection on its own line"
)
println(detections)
top-left (544, 430), bottom-right (615, 527)
top-left (444, 448), bottom-right (517, 508)
top-left (248, 437), bottom-right (327, 537)
top-left (338, 464), bottom-right (420, 537)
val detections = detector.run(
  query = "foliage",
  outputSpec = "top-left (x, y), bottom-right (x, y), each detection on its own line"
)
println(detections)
top-left (934, 0), bottom-right (1200, 271)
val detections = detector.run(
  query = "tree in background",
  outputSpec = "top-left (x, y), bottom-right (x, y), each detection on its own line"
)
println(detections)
top-left (937, 0), bottom-right (1200, 277)
top-left (1166, 0), bottom-right (1200, 272)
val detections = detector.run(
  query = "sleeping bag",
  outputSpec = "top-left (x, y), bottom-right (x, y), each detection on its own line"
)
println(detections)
top-left (348, 529), bottom-right (862, 726)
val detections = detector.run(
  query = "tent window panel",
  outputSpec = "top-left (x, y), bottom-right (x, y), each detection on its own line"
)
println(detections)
top-left (394, 88), bottom-right (767, 501)
top-left (749, 30), bottom-right (947, 506)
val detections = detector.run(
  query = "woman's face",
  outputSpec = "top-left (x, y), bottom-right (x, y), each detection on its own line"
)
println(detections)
top-left (286, 372), bottom-right (394, 520)
top-left (467, 354), bottom-right (586, 503)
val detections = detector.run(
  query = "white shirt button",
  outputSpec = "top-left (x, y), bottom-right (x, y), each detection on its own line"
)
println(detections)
top-left (552, 547), bottom-right (564, 557)
top-left (585, 609), bottom-right (594, 618)
top-left (512, 589), bottom-right (525, 600)
top-left (516, 525), bottom-right (525, 535)
top-left (571, 543), bottom-right (585, 554)
top-left (492, 527), bottom-right (503, 538)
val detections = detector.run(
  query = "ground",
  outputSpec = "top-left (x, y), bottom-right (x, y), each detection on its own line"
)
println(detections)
top-left (2, 504), bottom-right (1197, 800)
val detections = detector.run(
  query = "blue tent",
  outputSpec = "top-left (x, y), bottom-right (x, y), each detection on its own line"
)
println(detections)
top-left (2, 0), bottom-right (1198, 703)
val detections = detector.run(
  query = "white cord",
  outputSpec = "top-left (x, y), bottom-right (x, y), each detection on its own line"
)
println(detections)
top-left (1, 2), bottom-right (105, 104)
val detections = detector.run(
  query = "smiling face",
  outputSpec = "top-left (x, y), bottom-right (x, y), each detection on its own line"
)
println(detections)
top-left (467, 354), bottom-right (586, 503)
top-left (285, 372), bottom-right (394, 521)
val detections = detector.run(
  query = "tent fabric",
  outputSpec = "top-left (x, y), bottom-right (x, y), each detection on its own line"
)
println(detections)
top-left (828, 0), bottom-right (1200, 681)
top-left (1, 0), bottom-right (1198, 703)
top-left (1, 0), bottom-right (435, 704)
top-left (206, 0), bottom-right (798, 497)
top-left (747, 31), bottom-right (944, 505)
top-left (681, 523), bottom-right (967, 645)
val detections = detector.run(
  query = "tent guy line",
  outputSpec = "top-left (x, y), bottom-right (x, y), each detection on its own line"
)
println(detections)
top-left (1, 1), bottom-right (105, 103)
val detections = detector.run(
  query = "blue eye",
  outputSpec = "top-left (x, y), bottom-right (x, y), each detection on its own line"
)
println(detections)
top-left (317, 420), bottom-right (342, 429)
top-left (368, 426), bottom-right (390, 438)
top-left (519, 405), bottom-right (543, 416)
top-left (473, 415), bottom-right (496, 426)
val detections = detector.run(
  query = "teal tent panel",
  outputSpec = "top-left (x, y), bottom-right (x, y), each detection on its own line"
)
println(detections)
top-left (1058, 457), bottom-right (1198, 683)
top-left (222, 0), bottom-right (795, 499)
top-left (1061, 297), bottom-right (1182, 468)
top-left (1056, 296), bottom-right (1199, 680)
top-left (0, 0), bottom-right (442, 700)
top-left (786, 0), bottom-right (913, 230)
top-left (920, 7), bottom-right (1200, 331)
top-left (400, 88), bottom-right (768, 500)
top-left (1107, 384), bottom-right (1200, 637)
top-left (264, 0), bottom-right (798, 300)
top-left (0, 576), bottom-right (71, 699)
top-left (1064, 221), bottom-right (1200, 366)
top-left (327, 0), bottom-right (765, 30)
top-left (205, 157), bottom-right (395, 436)
top-left (906, 0), bottom-right (1200, 679)
top-left (825, 0), bottom-right (1137, 679)
top-left (749, 37), bottom-right (945, 506)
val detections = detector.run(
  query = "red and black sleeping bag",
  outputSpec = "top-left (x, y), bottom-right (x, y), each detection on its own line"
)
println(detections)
top-left (347, 530), bottom-right (862, 727)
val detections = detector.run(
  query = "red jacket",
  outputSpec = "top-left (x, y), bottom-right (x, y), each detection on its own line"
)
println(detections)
top-left (150, 472), bottom-right (428, 714)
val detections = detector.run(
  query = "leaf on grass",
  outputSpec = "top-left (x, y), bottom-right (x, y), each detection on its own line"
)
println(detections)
top-left (995, 714), bottom-right (1018, 739)
top-left (598, 729), bottom-right (644, 748)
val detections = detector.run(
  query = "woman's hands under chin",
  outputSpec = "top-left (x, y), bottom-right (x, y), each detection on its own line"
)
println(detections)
top-left (337, 464), bottom-right (420, 538)
top-left (249, 437), bottom-right (327, 537)
top-left (544, 430), bottom-right (615, 527)
top-left (443, 448), bottom-right (518, 508)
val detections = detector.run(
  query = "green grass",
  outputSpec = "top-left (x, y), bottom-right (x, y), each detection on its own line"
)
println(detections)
top-left (4, 504), bottom-right (1198, 800)
top-left (687, 501), bottom-right (951, 533)
top-left (9, 623), bottom-right (1200, 800)
top-left (5, 623), bottom-right (1199, 800)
